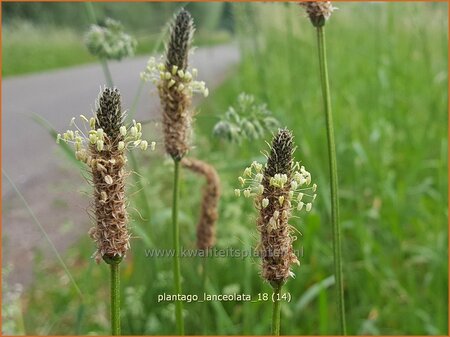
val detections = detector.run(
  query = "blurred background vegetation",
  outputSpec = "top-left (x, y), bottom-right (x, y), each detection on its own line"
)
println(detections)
top-left (3, 2), bottom-right (448, 336)
top-left (2, 2), bottom-right (232, 76)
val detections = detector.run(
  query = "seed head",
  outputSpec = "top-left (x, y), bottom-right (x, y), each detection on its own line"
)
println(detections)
top-left (57, 87), bottom-right (155, 265)
top-left (236, 128), bottom-right (317, 287)
top-left (166, 9), bottom-right (194, 71)
top-left (95, 87), bottom-right (124, 142)
top-left (182, 157), bottom-right (220, 250)
top-left (159, 9), bottom-right (196, 160)
top-left (265, 128), bottom-right (294, 179)
top-left (258, 129), bottom-right (297, 286)
top-left (300, 1), bottom-right (336, 27)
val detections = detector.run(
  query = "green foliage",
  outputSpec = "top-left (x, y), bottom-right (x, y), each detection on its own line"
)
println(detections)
top-left (213, 93), bottom-right (279, 143)
top-left (2, 2), bottom-right (227, 33)
top-left (85, 18), bottom-right (137, 61)
top-left (2, 21), bottom-right (231, 77)
top-left (2, 22), bottom-right (96, 77)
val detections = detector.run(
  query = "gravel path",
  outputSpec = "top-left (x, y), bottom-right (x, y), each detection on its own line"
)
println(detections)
top-left (2, 43), bottom-right (239, 285)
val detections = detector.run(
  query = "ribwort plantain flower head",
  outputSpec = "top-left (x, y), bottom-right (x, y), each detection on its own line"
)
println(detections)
top-left (57, 87), bottom-right (155, 263)
top-left (300, 1), bottom-right (336, 27)
top-left (141, 9), bottom-right (208, 161)
top-left (165, 8), bottom-right (194, 71)
top-left (182, 157), bottom-right (220, 250)
top-left (236, 129), bottom-right (317, 286)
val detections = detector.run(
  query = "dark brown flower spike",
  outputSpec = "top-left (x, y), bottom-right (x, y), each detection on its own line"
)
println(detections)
top-left (236, 128), bottom-right (317, 287)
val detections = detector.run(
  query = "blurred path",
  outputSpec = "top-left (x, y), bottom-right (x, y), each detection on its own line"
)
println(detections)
top-left (2, 43), bottom-right (239, 285)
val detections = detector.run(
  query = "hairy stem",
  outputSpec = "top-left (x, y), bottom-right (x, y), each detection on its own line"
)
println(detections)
top-left (271, 284), bottom-right (282, 335)
top-left (316, 26), bottom-right (346, 335)
top-left (110, 263), bottom-right (121, 335)
top-left (172, 159), bottom-right (184, 335)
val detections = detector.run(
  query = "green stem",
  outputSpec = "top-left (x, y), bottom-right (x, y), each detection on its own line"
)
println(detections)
top-left (201, 256), bottom-right (208, 335)
top-left (101, 60), bottom-right (114, 88)
top-left (110, 263), bottom-right (121, 335)
top-left (83, 2), bottom-right (114, 88)
top-left (172, 159), bottom-right (184, 335)
top-left (271, 284), bottom-right (282, 336)
top-left (316, 26), bottom-right (346, 335)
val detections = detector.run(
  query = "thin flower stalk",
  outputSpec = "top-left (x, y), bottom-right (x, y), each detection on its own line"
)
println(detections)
top-left (300, 2), bottom-right (346, 334)
top-left (141, 9), bottom-right (208, 335)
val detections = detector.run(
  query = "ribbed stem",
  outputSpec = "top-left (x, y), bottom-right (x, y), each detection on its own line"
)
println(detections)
top-left (316, 26), bottom-right (346, 335)
top-left (172, 159), bottom-right (185, 335)
top-left (271, 284), bottom-right (282, 335)
top-left (110, 263), bottom-right (121, 335)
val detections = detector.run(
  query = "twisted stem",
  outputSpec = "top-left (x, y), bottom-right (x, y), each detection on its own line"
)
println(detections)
top-left (316, 26), bottom-right (346, 335)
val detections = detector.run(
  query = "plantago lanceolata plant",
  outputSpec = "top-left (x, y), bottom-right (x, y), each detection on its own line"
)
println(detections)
top-left (236, 128), bottom-right (317, 335)
top-left (57, 87), bottom-right (154, 335)
top-left (141, 9), bottom-right (208, 335)
top-left (300, 2), bottom-right (347, 334)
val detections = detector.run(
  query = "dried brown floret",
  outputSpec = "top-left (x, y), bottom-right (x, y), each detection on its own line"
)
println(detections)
top-left (160, 9), bottom-right (195, 161)
top-left (300, 1), bottom-right (335, 27)
top-left (89, 88), bottom-right (129, 264)
top-left (257, 129), bottom-right (299, 287)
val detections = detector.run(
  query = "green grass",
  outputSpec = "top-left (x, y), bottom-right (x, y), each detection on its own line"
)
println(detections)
top-left (2, 22), bottom-right (231, 77)
top-left (5, 2), bottom-right (448, 335)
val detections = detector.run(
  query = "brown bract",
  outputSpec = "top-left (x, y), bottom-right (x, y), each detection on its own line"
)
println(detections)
top-left (300, 1), bottom-right (335, 27)
top-left (182, 157), bottom-right (220, 250)
top-left (257, 129), bottom-right (299, 287)
top-left (89, 137), bottom-right (129, 263)
top-left (88, 87), bottom-right (129, 264)
top-left (160, 9), bottom-right (195, 161)
top-left (159, 81), bottom-right (192, 161)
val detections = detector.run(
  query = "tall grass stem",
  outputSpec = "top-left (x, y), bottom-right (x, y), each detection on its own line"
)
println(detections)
top-left (316, 26), bottom-right (346, 335)
top-left (172, 159), bottom-right (184, 335)
top-left (110, 263), bottom-right (121, 335)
